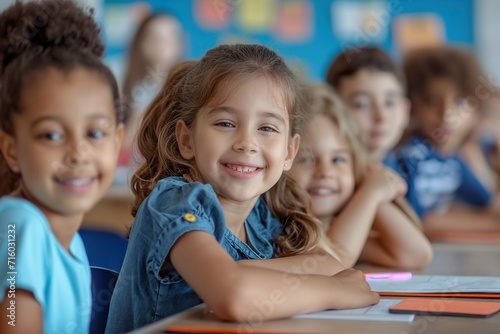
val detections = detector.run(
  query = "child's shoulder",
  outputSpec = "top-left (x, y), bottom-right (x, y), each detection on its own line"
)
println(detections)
top-left (151, 176), bottom-right (217, 200)
top-left (0, 196), bottom-right (47, 227)
top-left (0, 196), bottom-right (55, 258)
top-left (139, 176), bottom-right (222, 219)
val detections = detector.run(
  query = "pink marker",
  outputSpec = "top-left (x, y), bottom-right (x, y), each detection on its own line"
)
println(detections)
top-left (364, 272), bottom-right (412, 281)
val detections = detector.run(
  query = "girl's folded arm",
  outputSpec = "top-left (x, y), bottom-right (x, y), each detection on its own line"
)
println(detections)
top-left (237, 247), bottom-right (347, 276)
top-left (170, 231), bottom-right (379, 322)
top-left (360, 202), bottom-right (433, 268)
top-left (326, 186), bottom-right (381, 267)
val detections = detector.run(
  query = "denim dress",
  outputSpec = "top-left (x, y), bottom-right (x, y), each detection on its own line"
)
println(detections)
top-left (106, 177), bottom-right (282, 333)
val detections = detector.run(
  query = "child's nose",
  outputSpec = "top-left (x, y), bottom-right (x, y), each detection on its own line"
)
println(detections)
top-left (314, 160), bottom-right (334, 178)
top-left (372, 104), bottom-right (386, 123)
top-left (232, 129), bottom-right (258, 153)
top-left (64, 137), bottom-right (91, 167)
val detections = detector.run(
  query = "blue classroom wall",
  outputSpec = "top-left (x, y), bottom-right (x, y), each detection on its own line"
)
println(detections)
top-left (103, 0), bottom-right (474, 81)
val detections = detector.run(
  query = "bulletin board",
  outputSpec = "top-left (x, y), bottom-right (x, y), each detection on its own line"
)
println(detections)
top-left (102, 0), bottom-right (474, 82)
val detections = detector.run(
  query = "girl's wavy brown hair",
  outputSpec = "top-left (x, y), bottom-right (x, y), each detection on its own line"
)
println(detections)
top-left (403, 46), bottom-right (490, 139)
top-left (132, 44), bottom-right (325, 256)
top-left (0, 0), bottom-right (122, 195)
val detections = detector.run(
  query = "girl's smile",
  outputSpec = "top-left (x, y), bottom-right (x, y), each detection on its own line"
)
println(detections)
top-left (222, 162), bottom-right (264, 179)
top-left (53, 175), bottom-right (98, 193)
top-left (307, 185), bottom-right (340, 197)
top-left (177, 75), bottom-right (299, 208)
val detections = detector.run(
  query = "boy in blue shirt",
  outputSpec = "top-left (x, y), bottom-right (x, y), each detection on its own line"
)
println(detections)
top-left (391, 46), bottom-right (496, 220)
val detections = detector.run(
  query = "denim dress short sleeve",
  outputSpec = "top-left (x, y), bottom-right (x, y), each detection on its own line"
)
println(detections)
top-left (107, 177), bottom-right (228, 332)
top-left (106, 177), bottom-right (284, 332)
top-left (145, 179), bottom-right (226, 280)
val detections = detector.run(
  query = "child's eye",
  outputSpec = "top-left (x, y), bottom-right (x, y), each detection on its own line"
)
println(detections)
top-left (38, 132), bottom-right (63, 141)
top-left (259, 126), bottom-right (277, 133)
top-left (88, 129), bottom-right (105, 139)
top-left (332, 156), bottom-right (347, 164)
top-left (352, 100), bottom-right (371, 111)
top-left (214, 121), bottom-right (235, 128)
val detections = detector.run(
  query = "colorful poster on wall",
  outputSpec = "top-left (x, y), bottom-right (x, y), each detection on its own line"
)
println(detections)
top-left (275, 0), bottom-right (312, 43)
top-left (194, 0), bottom-right (231, 29)
top-left (236, 0), bottom-right (274, 32)
top-left (331, 0), bottom-right (388, 44)
top-left (393, 14), bottom-right (445, 54)
top-left (105, 4), bottom-right (146, 47)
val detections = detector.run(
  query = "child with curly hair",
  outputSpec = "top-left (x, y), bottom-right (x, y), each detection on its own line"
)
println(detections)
top-left (0, 1), bottom-right (123, 333)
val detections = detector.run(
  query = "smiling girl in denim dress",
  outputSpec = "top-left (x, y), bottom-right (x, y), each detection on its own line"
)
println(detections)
top-left (0, 1), bottom-right (124, 333)
top-left (106, 44), bottom-right (379, 332)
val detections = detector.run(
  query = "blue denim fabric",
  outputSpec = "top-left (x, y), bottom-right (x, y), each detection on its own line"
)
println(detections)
top-left (106, 177), bottom-right (281, 333)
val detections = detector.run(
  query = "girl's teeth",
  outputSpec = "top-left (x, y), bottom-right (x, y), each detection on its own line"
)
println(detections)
top-left (310, 188), bottom-right (335, 195)
top-left (228, 165), bottom-right (257, 173)
top-left (58, 178), bottom-right (93, 186)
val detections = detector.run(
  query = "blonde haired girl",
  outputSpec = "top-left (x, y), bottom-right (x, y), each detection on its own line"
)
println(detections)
top-left (289, 83), bottom-right (432, 268)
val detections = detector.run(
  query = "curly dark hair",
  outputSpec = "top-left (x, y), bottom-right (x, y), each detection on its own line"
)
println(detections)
top-left (0, 0), bottom-right (122, 194)
top-left (403, 46), bottom-right (486, 101)
top-left (326, 46), bottom-right (406, 92)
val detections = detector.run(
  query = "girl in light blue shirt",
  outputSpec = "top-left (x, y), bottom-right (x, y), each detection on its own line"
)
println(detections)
top-left (0, 1), bottom-right (124, 333)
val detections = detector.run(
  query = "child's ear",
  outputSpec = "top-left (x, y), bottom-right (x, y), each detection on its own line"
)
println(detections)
top-left (284, 134), bottom-right (300, 171)
top-left (176, 120), bottom-right (195, 160)
top-left (0, 130), bottom-right (19, 172)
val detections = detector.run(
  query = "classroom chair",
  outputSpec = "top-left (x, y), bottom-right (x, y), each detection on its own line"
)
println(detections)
top-left (90, 266), bottom-right (119, 334)
top-left (79, 228), bottom-right (128, 272)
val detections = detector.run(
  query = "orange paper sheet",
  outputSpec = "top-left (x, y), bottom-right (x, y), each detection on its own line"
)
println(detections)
top-left (389, 298), bottom-right (500, 317)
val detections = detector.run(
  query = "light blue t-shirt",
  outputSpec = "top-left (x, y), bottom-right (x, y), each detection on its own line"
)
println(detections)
top-left (106, 176), bottom-right (282, 333)
top-left (0, 197), bottom-right (91, 334)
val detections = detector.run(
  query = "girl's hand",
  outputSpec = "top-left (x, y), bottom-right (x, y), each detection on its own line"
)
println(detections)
top-left (362, 163), bottom-right (407, 203)
top-left (327, 269), bottom-right (380, 309)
